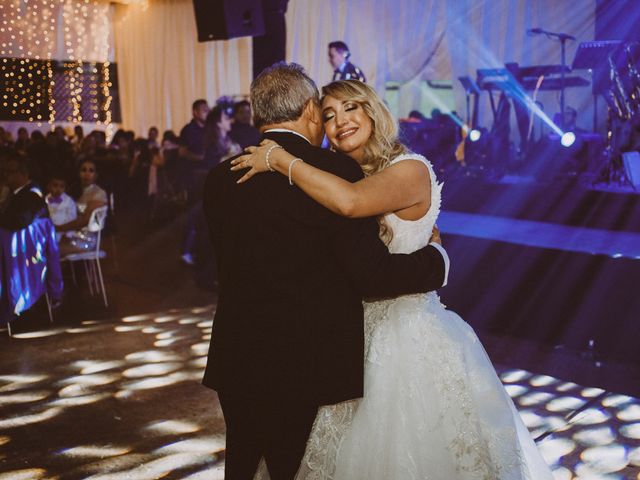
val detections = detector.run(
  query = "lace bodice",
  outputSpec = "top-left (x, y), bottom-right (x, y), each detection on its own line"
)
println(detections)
top-left (383, 153), bottom-right (443, 255)
top-left (364, 153), bottom-right (443, 362)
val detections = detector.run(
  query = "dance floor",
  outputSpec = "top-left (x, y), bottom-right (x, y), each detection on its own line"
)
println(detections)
top-left (438, 210), bottom-right (640, 259)
top-left (0, 305), bottom-right (639, 479)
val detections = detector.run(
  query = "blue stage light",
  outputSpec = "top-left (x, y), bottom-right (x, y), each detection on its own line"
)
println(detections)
top-left (469, 129), bottom-right (481, 142)
top-left (561, 132), bottom-right (576, 147)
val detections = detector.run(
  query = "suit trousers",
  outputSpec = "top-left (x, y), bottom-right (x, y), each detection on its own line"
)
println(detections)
top-left (218, 390), bottom-right (318, 480)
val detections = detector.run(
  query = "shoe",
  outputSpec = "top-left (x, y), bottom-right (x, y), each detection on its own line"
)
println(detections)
top-left (181, 253), bottom-right (195, 266)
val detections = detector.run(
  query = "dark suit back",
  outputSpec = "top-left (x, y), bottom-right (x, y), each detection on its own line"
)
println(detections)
top-left (0, 182), bottom-right (48, 231)
top-left (202, 131), bottom-right (445, 405)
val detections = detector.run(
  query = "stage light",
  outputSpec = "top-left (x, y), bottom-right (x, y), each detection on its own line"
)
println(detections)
top-left (561, 132), bottom-right (576, 147)
top-left (469, 129), bottom-right (481, 142)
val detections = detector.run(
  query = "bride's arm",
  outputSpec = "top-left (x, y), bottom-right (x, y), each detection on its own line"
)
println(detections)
top-left (231, 140), bottom-right (431, 218)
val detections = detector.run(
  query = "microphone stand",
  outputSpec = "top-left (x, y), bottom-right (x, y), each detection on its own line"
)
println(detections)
top-left (531, 29), bottom-right (576, 129)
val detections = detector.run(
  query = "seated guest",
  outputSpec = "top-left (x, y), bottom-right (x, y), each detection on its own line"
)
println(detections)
top-left (229, 100), bottom-right (260, 148)
top-left (0, 153), bottom-right (48, 231)
top-left (46, 172), bottom-right (77, 242)
top-left (0, 154), bottom-right (63, 321)
top-left (57, 159), bottom-right (107, 255)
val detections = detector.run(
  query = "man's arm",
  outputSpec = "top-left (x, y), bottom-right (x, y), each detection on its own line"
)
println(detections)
top-left (329, 214), bottom-right (447, 298)
top-left (0, 192), bottom-right (48, 231)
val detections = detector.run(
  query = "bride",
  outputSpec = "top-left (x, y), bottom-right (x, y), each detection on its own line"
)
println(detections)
top-left (232, 80), bottom-right (554, 480)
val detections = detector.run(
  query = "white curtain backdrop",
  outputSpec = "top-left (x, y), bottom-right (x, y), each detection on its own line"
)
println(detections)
top-left (285, 0), bottom-right (451, 118)
top-left (285, 1), bottom-right (449, 93)
top-left (112, 0), bottom-right (252, 136)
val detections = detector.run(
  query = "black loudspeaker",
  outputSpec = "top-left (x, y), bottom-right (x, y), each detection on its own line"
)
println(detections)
top-left (193, 0), bottom-right (265, 42)
top-left (252, 0), bottom-right (288, 78)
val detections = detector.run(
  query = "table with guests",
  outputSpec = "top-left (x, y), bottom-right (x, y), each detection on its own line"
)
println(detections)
top-left (0, 96), bottom-right (261, 321)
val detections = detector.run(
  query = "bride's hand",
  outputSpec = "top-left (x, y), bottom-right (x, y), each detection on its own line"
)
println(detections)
top-left (430, 225), bottom-right (442, 246)
top-left (230, 139), bottom-right (281, 183)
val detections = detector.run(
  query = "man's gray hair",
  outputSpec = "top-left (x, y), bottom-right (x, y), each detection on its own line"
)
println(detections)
top-left (251, 62), bottom-right (319, 129)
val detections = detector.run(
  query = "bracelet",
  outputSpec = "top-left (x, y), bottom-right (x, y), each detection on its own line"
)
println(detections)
top-left (288, 158), bottom-right (303, 185)
top-left (265, 144), bottom-right (282, 172)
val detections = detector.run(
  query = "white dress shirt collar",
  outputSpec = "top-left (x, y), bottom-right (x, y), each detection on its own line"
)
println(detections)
top-left (264, 128), bottom-right (311, 144)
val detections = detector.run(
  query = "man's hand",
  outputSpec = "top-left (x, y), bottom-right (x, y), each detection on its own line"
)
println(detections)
top-left (430, 225), bottom-right (442, 246)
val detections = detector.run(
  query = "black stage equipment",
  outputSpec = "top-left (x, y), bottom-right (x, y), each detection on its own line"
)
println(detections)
top-left (252, 0), bottom-right (289, 79)
top-left (521, 132), bottom-right (605, 182)
top-left (458, 76), bottom-right (481, 128)
top-left (192, 0), bottom-right (265, 42)
top-left (476, 63), bottom-right (589, 159)
top-left (399, 114), bottom-right (460, 171)
top-left (574, 40), bottom-right (640, 187)
top-left (528, 28), bottom-right (577, 128)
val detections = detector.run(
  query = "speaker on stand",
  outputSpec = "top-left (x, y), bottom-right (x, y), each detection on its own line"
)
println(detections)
top-left (252, 0), bottom-right (289, 79)
top-left (192, 0), bottom-right (289, 79)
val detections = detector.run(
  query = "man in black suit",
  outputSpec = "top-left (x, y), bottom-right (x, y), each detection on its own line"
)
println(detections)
top-left (202, 63), bottom-right (448, 479)
top-left (0, 153), bottom-right (48, 231)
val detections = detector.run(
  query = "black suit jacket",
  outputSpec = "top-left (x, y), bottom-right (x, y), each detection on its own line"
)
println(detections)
top-left (0, 182), bottom-right (48, 231)
top-left (202, 131), bottom-right (446, 405)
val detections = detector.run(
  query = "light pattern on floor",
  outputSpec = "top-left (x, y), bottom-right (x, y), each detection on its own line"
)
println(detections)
top-left (0, 307), bottom-right (638, 479)
top-left (500, 369), bottom-right (640, 479)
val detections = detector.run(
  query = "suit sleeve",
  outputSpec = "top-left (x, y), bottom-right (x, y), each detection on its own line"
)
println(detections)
top-left (323, 154), bottom-right (446, 298)
top-left (0, 192), bottom-right (48, 231)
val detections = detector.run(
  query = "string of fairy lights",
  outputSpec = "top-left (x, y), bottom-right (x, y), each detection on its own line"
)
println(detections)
top-left (0, 0), bottom-right (113, 134)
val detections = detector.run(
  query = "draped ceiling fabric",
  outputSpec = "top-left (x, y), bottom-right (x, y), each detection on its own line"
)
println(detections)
top-left (113, 0), bottom-right (252, 136)
top-left (0, 0), bottom-right (112, 62)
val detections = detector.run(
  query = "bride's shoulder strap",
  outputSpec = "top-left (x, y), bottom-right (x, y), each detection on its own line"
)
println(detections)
top-left (389, 153), bottom-right (436, 181)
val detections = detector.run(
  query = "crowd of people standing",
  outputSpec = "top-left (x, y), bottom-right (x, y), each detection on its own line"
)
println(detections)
top-left (0, 96), bottom-right (261, 300)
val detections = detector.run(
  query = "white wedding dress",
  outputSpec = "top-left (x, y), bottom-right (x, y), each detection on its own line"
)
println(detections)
top-left (256, 154), bottom-right (554, 480)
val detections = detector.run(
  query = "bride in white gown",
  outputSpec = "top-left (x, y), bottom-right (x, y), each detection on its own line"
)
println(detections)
top-left (233, 80), bottom-right (554, 480)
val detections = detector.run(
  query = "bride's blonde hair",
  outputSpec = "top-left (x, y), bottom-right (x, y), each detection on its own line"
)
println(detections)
top-left (321, 80), bottom-right (406, 176)
top-left (321, 80), bottom-right (406, 243)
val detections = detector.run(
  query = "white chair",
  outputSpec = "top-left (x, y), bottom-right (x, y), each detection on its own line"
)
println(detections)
top-left (61, 206), bottom-right (109, 307)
